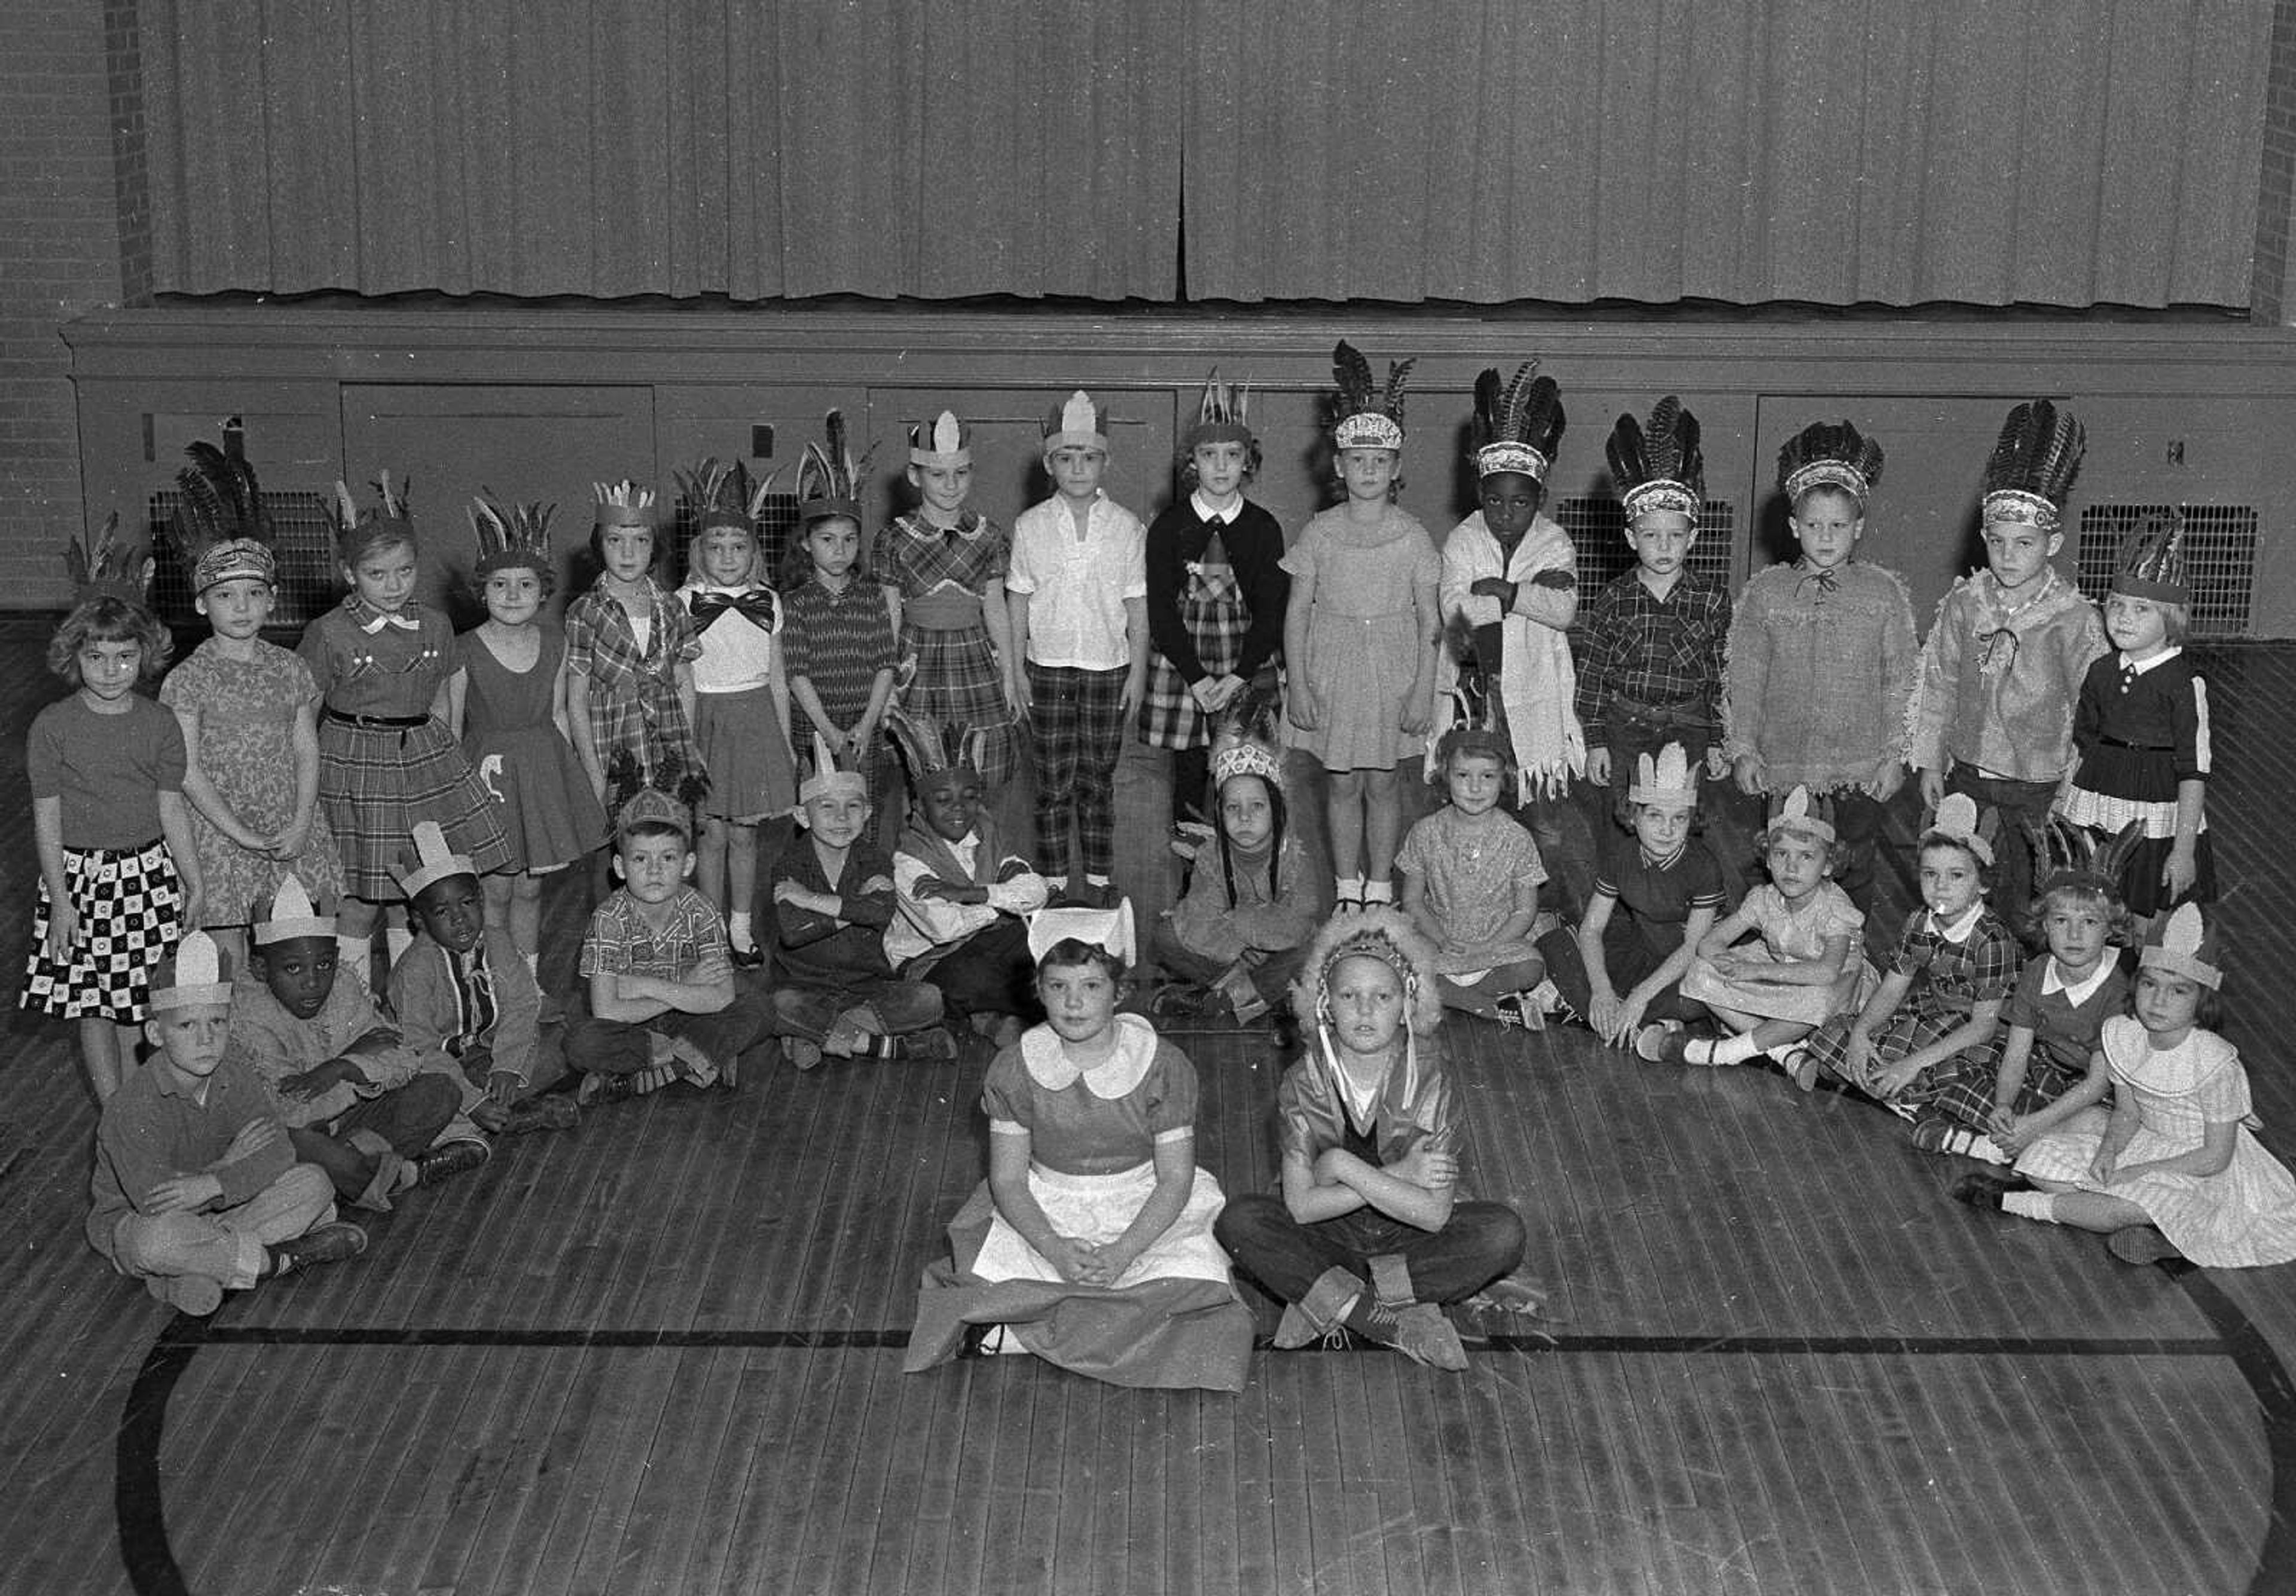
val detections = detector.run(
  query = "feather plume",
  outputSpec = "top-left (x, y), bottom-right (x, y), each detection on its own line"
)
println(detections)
top-left (1777, 420), bottom-right (1883, 498)
top-left (170, 417), bottom-right (274, 568)
top-left (1604, 411), bottom-right (1649, 495)
top-left (881, 699), bottom-right (954, 780)
top-left (1982, 398), bottom-right (2085, 506)
top-left (1382, 357), bottom-right (1416, 423)
top-left (1472, 368), bottom-right (1503, 444)
top-left (1331, 340), bottom-right (1376, 417)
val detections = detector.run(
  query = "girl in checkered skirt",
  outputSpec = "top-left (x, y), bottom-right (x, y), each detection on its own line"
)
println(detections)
top-left (23, 587), bottom-right (202, 1102)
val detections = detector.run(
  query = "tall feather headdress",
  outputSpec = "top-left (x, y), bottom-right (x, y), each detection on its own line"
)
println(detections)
top-left (883, 695), bottom-right (986, 783)
top-left (675, 457), bottom-right (762, 541)
top-left (1980, 399), bottom-right (2084, 533)
top-left (1330, 341), bottom-right (1415, 451)
top-left (63, 511), bottom-right (154, 608)
top-left (1606, 396), bottom-right (1704, 524)
top-left (1777, 420), bottom-right (1883, 507)
top-left (2110, 508), bottom-right (2190, 606)
top-left (468, 491), bottom-right (555, 581)
top-left (795, 411), bottom-right (872, 526)
top-left (1183, 368), bottom-right (1254, 453)
top-left (1470, 362), bottom-right (1566, 484)
top-left (169, 416), bottom-right (276, 593)
top-left (326, 471), bottom-right (414, 563)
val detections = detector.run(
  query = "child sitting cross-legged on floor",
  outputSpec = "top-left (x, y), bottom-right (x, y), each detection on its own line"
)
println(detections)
top-left (88, 932), bottom-right (366, 1317)
top-left (386, 822), bottom-right (578, 1137)
top-left (566, 789), bottom-right (775, 1101)
top-left (770, 737), bottom-right (954, 1070)
top-left (227, 877), bottom-right (492, 1212)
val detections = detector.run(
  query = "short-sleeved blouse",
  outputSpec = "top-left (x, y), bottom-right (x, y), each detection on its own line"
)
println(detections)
top-left (297, 600), bottom-right (458, 716)
top-left (1396, 805), bottom-right (1547, 944)
top-left (981, 1017), bottom-right (1198, 1176)
top-left (26, 694), bottom-right (187, 849)
top-left (1746, 881), bottom-right (1863, 961)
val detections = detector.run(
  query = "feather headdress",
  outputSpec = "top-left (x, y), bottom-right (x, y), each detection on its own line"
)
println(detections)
top-left (1294, 908), bottom-right (1446, 1109)
top-left (909, 409), bottom-right (972, 470)
top-left (1778, 420), bottom-right (1883, 508)
top-left (64, 511), bottom-right (154, 608)
top-left (795, 411), bottom-right (872, 526)
top-left (1607, 396), bottom-right (1704, 524)
top-left (1330, 340), bottom-right (1414, 451)
top-left (1626, 741), bottom-right (1699, 805)
top-left (2032, 814), bottom-right (2143, 913)
top-left (1922, 791), bottom-right (1996, 867)
top-left (1470, 361), bottom-right (1565, 484)
top-left (1183, 368), bottom-right (1254, 453)
top-left (2111, 508), bottom-right (2190, 606)
top-left (169, 416), bottom-right (275, 593)
top-left (796, 729), bottom-right (866, 810)
top-left (1980, 399), bottom-right (2084, 534)
top-left (1043, 390), bottom-right (1110, 454)
top-left (2141, 902), bottom-right (2222, 989)
top-left (675, 457), bottom-right (767, 541)
top-left (1207, 704), bottom-right (1284, 794)
top-left (468, 491), bottom-right (555, 582)
top-left (327, 472), bottom-right (414, 564)
top-left (1767, 785), bottom-right (1837, 846)
top-left (591, 479), bottom-right (656, 531)
top-left (882, 698), bottom-right (986, 782)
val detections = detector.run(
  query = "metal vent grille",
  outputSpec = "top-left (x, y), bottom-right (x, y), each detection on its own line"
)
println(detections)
top-left (1556, 497), bottom-right (1738, 590)
top-left (2075, 504), bottom-right (2258, 639)
top-left (146, 490), bottom-right (337, 627)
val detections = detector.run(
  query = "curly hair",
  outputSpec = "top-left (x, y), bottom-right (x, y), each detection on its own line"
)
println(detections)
top-left (2026, 877), bottom-right (2133, 950)
top-left (1292, 906), bottom-right (1443, 1037)
top-left (469, 553), bottom-right (558, 605)
top-left (1916, 829), bottom-right (1995, 890)
top-left (48, 596), bottom-right (170, 686)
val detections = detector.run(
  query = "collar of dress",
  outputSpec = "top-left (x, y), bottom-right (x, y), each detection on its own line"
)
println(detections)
top-left (1926, 901), bottom-right (1986, 944)
top-left (1022, 1011), bottom-right (1158, 1096)
top-left (2041, 956), bottom-right (2113, 1004)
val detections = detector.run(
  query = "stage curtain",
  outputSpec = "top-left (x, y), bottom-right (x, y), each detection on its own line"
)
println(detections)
top-left (1181, 0), bottom-right (2272, 307)
top-left (143, 0), bottom-right (1181, 300)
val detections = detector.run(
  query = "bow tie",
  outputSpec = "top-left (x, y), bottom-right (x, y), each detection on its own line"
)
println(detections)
top-left (1794, 563), bottom-right (1841, 597)
top-left (1977, 627), bottom-right (2021, 671)
top-left (689, 590), bottom-right (777, 631)
top-left (358, 609), bottom-right (421, 633)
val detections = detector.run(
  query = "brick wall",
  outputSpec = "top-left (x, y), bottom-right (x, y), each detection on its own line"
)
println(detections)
top-left (0, 1), bottom-right (138, 609)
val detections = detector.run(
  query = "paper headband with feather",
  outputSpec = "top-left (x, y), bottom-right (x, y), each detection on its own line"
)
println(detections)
top-left (797, 730), bottom-right (866, 810)
top-left (909, 410), bottom-right (972, 470)
top-left (1922, 791), bottom-right (1996, 868)
top-left (1981, 399), bottom-right (2084, 534)
top-left (169, 416), bottom-right (276, 593)
top-left (883, 699), bottom-right (987, 783)
top-left (64, 511), bottom-right (154, 608)
top-left (1767, 785), bottom-right (1837, 846)
top-left (327, 472), bottom-right (414, 563)
top-left (591, 480), bottom-right (656, 531)
top-left (794, 411), bottom-right (872, 526)
top-left (1627, 741), bottom-right (1698, 805)
top-left (2111, 509), bottom-right (2190, 607)
top-left (252, 874), bottom-right (336, 947)
top-left (1470, 362), bottom-right (1565, 484)
top-left (1330, 340), bottom-right (1415, 451)
top-left (1607, 396), bottom-right (1704, 525)
top-left (149, 929), bottom-right (234, 1014)
top-left (468, 492), bottom-right (556, 582)
top-left (2141, 902), bottom-right (2222, 989)
top-left (1043, 390), bottom-right (1110, 454)
top-left (675, 457), bottom-right (771, 542)
top-left (1183, 368), bottom-right (1254, 453)
top-left (1778, 420), bottom-right (1883, 508)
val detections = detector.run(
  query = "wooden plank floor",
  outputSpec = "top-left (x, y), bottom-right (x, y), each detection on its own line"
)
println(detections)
top-left (5, 618), bottom-right (2296, 1594)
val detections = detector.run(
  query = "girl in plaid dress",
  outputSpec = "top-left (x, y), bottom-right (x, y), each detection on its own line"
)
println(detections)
top-left (875, 412), bottom-right (1019, 787)
top-left (301, 478), bottom-right (511, 981)
top-left (564, 482), bottom-right (705, 819)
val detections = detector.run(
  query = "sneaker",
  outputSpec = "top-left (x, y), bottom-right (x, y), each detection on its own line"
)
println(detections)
top-left (575, 1063), bottom-right (676, 1106)
top-left (1350, 1300), bottom-right (1469, 1372)
top-left (1634, 1021), bottom-right (1684, 1063)
top-left (2108, 1226), bottom-right (2185, 1266)
top-left (267, 1220), bottom-right (368, 1279)
top-left (904, 1027), bottom-right (959, 1063)
top-left (666, 1037), bottom-right (720, 1088)
top-left (1951, 1171), bottom-right (2026, 1210)
top-left (1781, 1047), bottom-right (1819, 1091)
top-left (412, 1139), bottom-right (491, 1186)
top-left (731, 942), bottom-right (766, 971)
top-left (501, 1095), bottom-right (579, 1136)
top-left (1910, 1118), bottom-right (2010, 1163)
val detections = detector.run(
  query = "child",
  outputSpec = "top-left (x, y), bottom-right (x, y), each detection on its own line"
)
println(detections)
top-left (1150, 718), bottom-right (1318, 1026)
top-left (1396, 726), bottom-right (1548, 1020)
top-left (1673, 787), bottom-right (1871, 1072)
top-left (2059, 513), bottom-right (2215, 924)
top-left (1141, 371), bottom-right (1289, 825)
top-left (783, 451), bottom-right (899, 846)
top-left (566, 789), bottom-right (774, 1099)
top-left (159, 423), bottom-right (343, 957)
top-left (882, 704), bottom-right (1049, 1048)
top-left (301, 476), bottom-right (511, 981)
top-left (228, 877), bottom-right (491, 1211)
top-left (1437, 361), bottom-right (1587, 913)
top-left (1214, 909), bottom-right (1528, 1372)
top-left (1912, 399), bottom-right (2106, 935)
top-left (1577, 399), bottom-right (1731, 820)
top-left (564, 480), bottom-right (705, 819)
top-left (675, 457), bottom-right (798, 962)
top-left (1915, 841), bottom-right (2135, 1165)
top-left (1285, 342), bottom-right (1441, 912)
top-left (1958, 905), bottom-right (2296, 1268)
top-left (25, 522), bottom-right (200, 1103)
top-left (387, 823), bottom-right (577, 1136)
top-left (451, 494), bottom-right (608, 978)
top-left (769, 740), bottom-right (954, 1069)
top-left (904, 902), bottom-right (1254, 1391)
top-left (1536, 743), bottom-right (1726, 1052)
top-left (1803, 794), bottom-right (2019, 1115)
top-left (1007, 389), bottom-right (1149, 902)
top-left (1722, 422), bottom-right (1918, 912)
top-left (87, 932), bottom-right (364, 1317)
top-left (875, 410), bottom-right (1019, 791)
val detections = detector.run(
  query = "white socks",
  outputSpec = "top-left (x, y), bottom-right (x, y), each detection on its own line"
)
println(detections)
top-left (1335, 875), bottom-right (1364, 910)
top-left (1361, 879), bottom-right (1394, 906)
top-left (1686, 1032), bottom-right (1762, 1067)
top-left (729, 910), bottom-right (755, 952)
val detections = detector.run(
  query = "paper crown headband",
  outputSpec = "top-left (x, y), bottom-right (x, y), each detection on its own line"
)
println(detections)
top-left (1183, 369), bottom-right (1254, 452)
top-left (674, 457), bottom-right (771, 542)
top-left (252, 875), bottom-right (336, 946)
top-left (1208, 722), bottom-right (1284, 794)
top-left (2140, 901), bottom-right (2222, 988)
top-left (1778, 420), bottom-right (1883, 506)
top-left (169, 416), bottom-right (276, 594)
top-left (63, 511), bottom-right (155, 609)
top-left (1923, 791), bottom-right (1996, 867)
top-left (327, 473), bottom-right (414, 562)
top-left (797, 731), bottom-right (867, 810)
top-left (1769, 785), bottom-right (1837, 845)
top-left (1470, 361), bottom-right (1565, 484)
top-left (1627, 742), bottom-right (1698, 805)
top-left (468, 492), bottom-right (556, 581)
top-left (1042, 390), bottom-right (1110, 454)
top-left (1025, 899), bottom-right (1136, 968)
top-left (1330, 340), bottom-right (1413, 451)
top-left (1608, 396), bottom-right (1704, 524)
top-left (1980, 398), bottom-right (2084, 535)
top-left (617, 787), bottom-right (691, 840)
top-left (591, 480), bottom-right (657, 530)
top-left (794, 411), bottom-right (872, 526)
top-left (149, 929), bottom-right (234, 1012)
top-left (393, 821), bottom-right (476, 901)
top-left (909, 410), bottom-right (972, 469)
top-left (2111, 510), bottom-right (2190, 606)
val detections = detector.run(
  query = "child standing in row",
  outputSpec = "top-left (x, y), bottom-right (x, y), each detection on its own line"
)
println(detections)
top-left (453, 495), bottom-right (607, 978)
top-left (1141, 371), bottom-right (1289, 825)
top-left (1009, 390), bottom-right (1148, 903)
top-left (1397, 727), bottom-right (1548, 1020)
top-left (784, 458), bottom-right (899, 847)
top-left (1286, 343), bottom-right (1440, 913)
top-left (1723, 422), bottom-right (1918, 912)
top-left (565, 481), bottom-right (704, 817)
top-left (160, 424), bottom-right (342, 956)
top-left (301, 477), bottom-right (509, 980)
top-left (676, 457), bottom-right (796, 963)
top-left (26, 528), bottom-right (198, 1101)
top-left (1912, 400), bottom-right (2105, 935)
